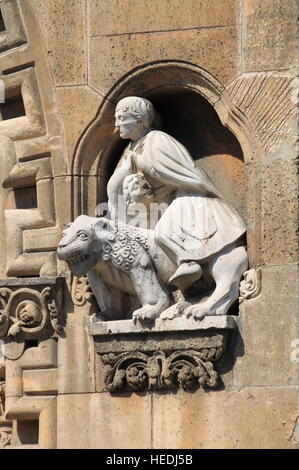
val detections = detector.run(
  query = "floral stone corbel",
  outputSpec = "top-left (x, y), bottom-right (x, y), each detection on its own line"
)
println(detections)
top-left (89, 315), bottom-right (236, 393)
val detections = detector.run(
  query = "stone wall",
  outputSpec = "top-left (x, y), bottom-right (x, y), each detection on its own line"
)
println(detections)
top-left (0, 0), bottom-right (298, 448)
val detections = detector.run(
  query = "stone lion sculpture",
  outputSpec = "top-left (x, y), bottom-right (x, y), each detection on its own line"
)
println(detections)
top-left (57, 214), bottom-right (248, 322)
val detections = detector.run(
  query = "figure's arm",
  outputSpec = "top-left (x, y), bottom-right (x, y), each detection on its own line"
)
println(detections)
top-left (107, 154), bottom-right (132, 221)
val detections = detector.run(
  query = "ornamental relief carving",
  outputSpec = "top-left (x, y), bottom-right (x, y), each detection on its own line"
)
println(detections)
top-left (100, 348), bottom-right (221, 392)
top-left (239, 268), bottom-right (261, 303)
top-left (0, 0), bottom-right (68, 279)
top-left (0, 279), bottom-right (64, 343)
top-left (71, 275), bottom-right (95, 307)
top-left (0, 365), bottom-right (12, 449)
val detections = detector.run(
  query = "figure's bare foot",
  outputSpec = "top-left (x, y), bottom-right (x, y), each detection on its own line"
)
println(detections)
top-left (169, 262), bottom-right (202, 289)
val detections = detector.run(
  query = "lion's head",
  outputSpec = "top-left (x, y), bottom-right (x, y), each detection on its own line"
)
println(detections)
top-left (57, 215), bottom-right (115, 276)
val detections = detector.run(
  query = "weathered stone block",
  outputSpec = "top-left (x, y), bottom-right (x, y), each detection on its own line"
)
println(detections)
top-left (260, 160), bottom-right (298, 265)
top-left (57, 393), bottom-right (152, 449)
top-left (243, 0), bottom-right (298, 72)
top-left (90, 26), bottom-right (238, 94)
top-left (244, 163), bottom-right (262, 266)
top-left (89, 0), bottom-right (237, 35)
top-left (234, 264), bottom-right (299, 387)
top-left (32, 0), bottom-right (87, 85)
top-left (227, 72), bottom-right (298, 159)
top-left (57, 307), bottom-right (95, 395)
top-left (56, 86), bottom-right (101, 164)
top-left (152, 386), bottom-right (299, 448)
top-left (23, 369), bottom-right (58, 395)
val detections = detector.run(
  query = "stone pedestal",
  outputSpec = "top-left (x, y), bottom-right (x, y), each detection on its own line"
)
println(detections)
top-left (89, 316), bottom-right (236, 392)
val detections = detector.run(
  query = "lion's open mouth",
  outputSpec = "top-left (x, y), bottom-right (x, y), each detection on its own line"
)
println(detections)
top-left (66, 254), bottom-right (90, 265)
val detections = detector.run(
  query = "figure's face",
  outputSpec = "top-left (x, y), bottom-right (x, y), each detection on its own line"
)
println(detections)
top-left (115, 108), bottom-right (143, 140)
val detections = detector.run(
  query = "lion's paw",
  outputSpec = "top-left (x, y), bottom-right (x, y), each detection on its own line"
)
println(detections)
top-left (132, 305), bottom-right (161, 323)
top-left (159, 302), bottom-right (190, 321)
top-left (185, 304), bottom-right (215, 320)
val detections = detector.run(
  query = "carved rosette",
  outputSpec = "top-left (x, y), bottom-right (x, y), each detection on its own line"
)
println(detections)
top-left (101, 348), bottom-right (221, 392)
top-left (0, 278), bottom-right (64, 340)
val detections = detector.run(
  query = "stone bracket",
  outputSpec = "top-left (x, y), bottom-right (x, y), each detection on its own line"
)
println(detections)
top-left (89, 315), bottom-right (236, 393)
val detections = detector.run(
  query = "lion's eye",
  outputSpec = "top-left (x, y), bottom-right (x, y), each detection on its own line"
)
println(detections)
top-left (77, 231), bottom-right (88, 240)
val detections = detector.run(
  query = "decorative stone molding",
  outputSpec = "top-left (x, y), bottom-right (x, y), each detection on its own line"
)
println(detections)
top-left (0, 0), bottom-right (26, 53)
top-left (0, 364), bottom-right (12, 449)
top-left (0, 277), bottom-right (65, 343)
top-left (239, 268), bottom-right (261, 303)
top-left (0, 422), bottom-right (11, 449)
top-left (71, 275), bottom-right (95, 306)
top-left (0, 0), bottom-right (68, 278)
top-left (102, 349), bottom-right (220, 392)
top-left (4, 338), bottom-right (58, 449)
top-left (90, 315), bottom-right (236, 393)
top-left (227, 72), bottom-right (297, 155)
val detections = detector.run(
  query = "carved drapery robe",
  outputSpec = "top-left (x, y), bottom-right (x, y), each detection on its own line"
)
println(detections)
top-left (109, 130), bottom-right (246, 265)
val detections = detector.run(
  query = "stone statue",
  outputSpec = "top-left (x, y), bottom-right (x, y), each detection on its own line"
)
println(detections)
top-left (57, 96), bottom-right (248, 322)
top-left (57, 214), bottom-right (247, 321)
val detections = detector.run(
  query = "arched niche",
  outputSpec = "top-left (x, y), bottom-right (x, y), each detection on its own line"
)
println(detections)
top-left (72, 61), bottom-right (259, 225)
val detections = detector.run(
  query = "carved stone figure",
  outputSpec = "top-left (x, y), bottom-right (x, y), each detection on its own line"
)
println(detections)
top-left (108, 97), bottom-right (247, 293)
top-left (58, 96), bottom-right (248, 322)
top-left (57, 214), bottom-right (247, 321)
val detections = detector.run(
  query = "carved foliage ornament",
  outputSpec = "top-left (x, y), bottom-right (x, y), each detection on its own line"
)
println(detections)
top-left (71, 275), bottom-right (94, 306)
top-left (100, 347), bottom-right (222, 392)
top-left (239, 268), bottom-right (261, 303)
top-left (0, 286), bottom-right (63, 338)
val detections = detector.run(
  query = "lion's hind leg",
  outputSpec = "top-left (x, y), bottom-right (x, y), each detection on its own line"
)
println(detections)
top-left (185, 244), bottom-right (248, 320)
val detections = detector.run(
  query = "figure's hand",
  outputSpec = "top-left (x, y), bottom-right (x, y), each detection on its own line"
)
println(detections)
top-left (107, 161), bottom-right (132, 206)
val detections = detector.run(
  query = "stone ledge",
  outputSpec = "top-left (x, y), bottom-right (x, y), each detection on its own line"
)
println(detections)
top-left (88, 315), bottom-right (237, 336)
top-left (0, 277), bottom-right (65, 287)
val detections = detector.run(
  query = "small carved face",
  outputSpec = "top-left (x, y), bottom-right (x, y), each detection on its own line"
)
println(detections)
top-left (115, 108), bottom-right (143, 140)
top-left (16, 301), bottom-right (42, 325)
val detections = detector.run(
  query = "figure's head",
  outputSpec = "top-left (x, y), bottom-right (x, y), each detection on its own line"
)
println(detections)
top-left (115, 96), bottom-right (155, 140)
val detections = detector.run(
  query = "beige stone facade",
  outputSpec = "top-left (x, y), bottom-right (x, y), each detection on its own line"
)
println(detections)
top-left (0, 0), bottom-right (298, 449)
